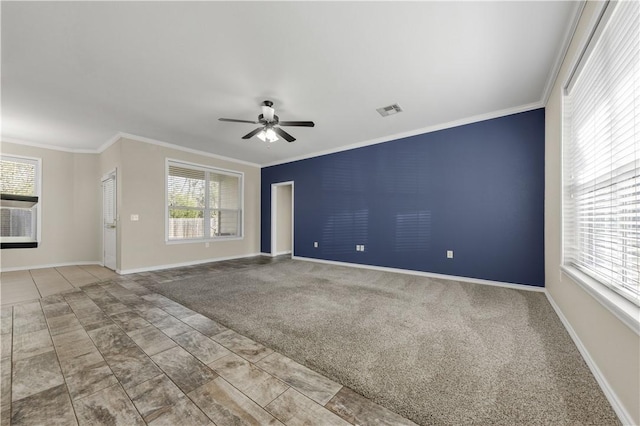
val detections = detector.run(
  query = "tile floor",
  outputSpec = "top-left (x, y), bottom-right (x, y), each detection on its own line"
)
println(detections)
top-left (1, 265), bottom-right (119, 306)
top-left (0, 260), bottom-right (416, 425)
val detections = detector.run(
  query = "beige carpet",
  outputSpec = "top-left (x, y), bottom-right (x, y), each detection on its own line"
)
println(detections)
top-left (143, 259), bottom-right (619, 425)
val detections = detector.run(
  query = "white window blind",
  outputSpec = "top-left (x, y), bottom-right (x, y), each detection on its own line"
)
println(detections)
top-left (102, 174), bottom-right (116, 226)
top-left (563, 0), bottom-right (640, 306)
top-left (0, 155), bottom-right (40, 245)
top-left (167, 161), bottom-right (242, 241)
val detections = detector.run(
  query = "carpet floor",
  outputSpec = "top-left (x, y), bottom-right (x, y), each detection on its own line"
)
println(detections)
top-left (143, 259), bottom-right (619, 425)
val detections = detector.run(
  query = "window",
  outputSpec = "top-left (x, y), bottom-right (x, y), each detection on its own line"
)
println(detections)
top-left (0, 155), bottom-right (41, 248)
top-left (166, 160), bottom-right (242, 242)
top-left (563, 1), bottom-right (639, 306)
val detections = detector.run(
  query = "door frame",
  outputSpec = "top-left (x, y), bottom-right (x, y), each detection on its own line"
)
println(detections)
top-left (271, 181), bottom-right (294, 257)
top-left (101, 169), bottom-right (118, 270)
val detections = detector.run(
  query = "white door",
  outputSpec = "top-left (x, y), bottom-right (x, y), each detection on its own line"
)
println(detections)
top-left (102, 171), bottom-right (117, 270)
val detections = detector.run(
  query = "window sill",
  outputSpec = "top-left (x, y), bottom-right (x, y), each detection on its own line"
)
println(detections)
top-left (561, 265), bottom-right (640, 335)
top-left (165, 236), bottom-right (244, 245)
top-left (1, 241), bottom-right (38, 249)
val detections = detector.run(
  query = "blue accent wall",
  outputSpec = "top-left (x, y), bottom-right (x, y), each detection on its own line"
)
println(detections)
top-left (261, 109), bottom-right (545, 287)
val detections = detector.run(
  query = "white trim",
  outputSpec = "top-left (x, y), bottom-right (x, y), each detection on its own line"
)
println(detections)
top-left (96, 132), bottom-right (124, 154)
top-left (292, 256), bottom-right (545, 293)
top-left (117, 252), bottom-right (262, 275)
top-left (262, 101), bottom-right (543, 167)
top-left (2, 137), bottom-right (96, 154)
top-left (540, 1), bottom-right (586, 105)
top-left (0, 153), bottom-right (42, 244)
top-left (165, 158), bottom-right (245, 243)
top-left (165, 237), bottom-right (244, 245)
top-left (5, 104), bottom-right (545, 169)
top-left (561, 1), bottom-right (609, 94)
top-left (273, 250), bottom-right (292, 256)
top-left (545, 290), bottom-right (634, 425)
top-left (114, 133), bottom-right (260, 168)
top-left (0, 152), bottom-right (41, 164)
top-left (558, 0), bottom-right (640, 336)
top-left (271, 181), bottom-right (294, 257)
top-left (561, 266), bottom-right (640, 335)
top-left (101, 169), bottom-right (118, 271)
top-left (0, 260), bottom-right (102, 273)
top-left (3, 132), bottom-right (262, 168)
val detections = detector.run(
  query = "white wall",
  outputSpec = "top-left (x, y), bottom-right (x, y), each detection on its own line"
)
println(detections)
top-left (112, 138), bottom-right (261, 273)
top-left (545, 2), bottom-right (640, 424)
top-left (1, 142), bottom-right (101, 269)
top-left (1, 137), bottom-right (261, 274)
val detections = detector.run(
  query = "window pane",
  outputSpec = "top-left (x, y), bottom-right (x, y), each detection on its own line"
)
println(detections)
top-left (168, 208), bottom-right (204, 239)
top-left (167, 161), bottom-right (243, 241)
top-left (209, 173), bottom-right (239, 210)
top-left (563, 0), bottom-right (640, 306)
top-left (168, 166), bottom-right (205, 209)
top-left (211, 210), bottom-right (239, 237)
top-left (0, 155), bottom-right (39, 244)
top-left (0, 159), bottom-right (36, 196)
top-left (0, 207), bottom-right (33, 237)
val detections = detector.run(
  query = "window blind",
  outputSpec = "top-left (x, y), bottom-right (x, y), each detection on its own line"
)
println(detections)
top-left (563, 0), bottom-right (639, 306)
top-left (167, 161), bottom-right (242, 240)
top-left (0, 157), bottom-right (37, 196)
top-left (0, 156), bottom-right (40, 246)
top-left (102, 175), bottom-right (116, 226)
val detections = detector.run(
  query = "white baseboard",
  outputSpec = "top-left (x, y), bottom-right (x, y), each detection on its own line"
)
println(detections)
top-left (292, 256), bottom-right (545, 293)
top-left (545, 291), bottom-right (634, 425)
top-left (0, 260), bottom-right (102, 273)
top-left (117, 252), bottom-right (263, 275)
top-left (273, 250), bottom-right (292, 257)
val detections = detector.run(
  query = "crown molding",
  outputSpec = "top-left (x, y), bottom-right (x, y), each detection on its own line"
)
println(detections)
top-left (262, 101), bottom-right (544, 168)
top-left (5, 98), bottom-right (549, 169)
top-left (540, 1), bottom-right (586, 106)
top-left (2, 132), bottom-right (261, 168)
top-left (1, 137), bottom-right (96, 154)
top-left (111, 132), bottom-right (261, 168)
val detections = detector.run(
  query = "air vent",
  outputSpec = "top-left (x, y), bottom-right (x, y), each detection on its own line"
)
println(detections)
top-left (376, 103), bottom-right (403, 117)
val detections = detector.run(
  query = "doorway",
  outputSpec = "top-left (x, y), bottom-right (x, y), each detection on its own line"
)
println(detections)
top-left (271, 182), bottom-right (294, 257)
top-left (102, 170), bottom-right (117, 270)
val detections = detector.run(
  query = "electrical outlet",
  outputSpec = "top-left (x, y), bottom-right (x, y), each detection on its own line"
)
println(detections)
top-left (361, 245), bottom-right (365, 251)
top-left (314, 241), bottom-right (318, 248)
top-left (447, 250), bottom-right (454, 259)
top-left (356, 245), bottom-right (360, 251)
top-left (130, 214), bottom-right (139, 221)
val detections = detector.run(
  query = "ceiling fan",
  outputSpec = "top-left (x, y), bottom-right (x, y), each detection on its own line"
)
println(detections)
top-left (219, 100), bottom-right (315, 143)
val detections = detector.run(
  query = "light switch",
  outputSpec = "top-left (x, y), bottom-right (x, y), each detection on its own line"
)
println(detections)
top-left (131, 214), bottom-right (139, 221)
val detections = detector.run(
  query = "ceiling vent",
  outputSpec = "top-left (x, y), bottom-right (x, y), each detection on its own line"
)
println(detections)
top-left (376, 103), bottom-right (403, 117)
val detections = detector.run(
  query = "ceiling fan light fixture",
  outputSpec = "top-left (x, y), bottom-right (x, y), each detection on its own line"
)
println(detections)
top-left (257, 127), bottom-right (278, 143)
top-left (262, 105), bottom-right (275, 122)
top-left (219, 100), bottom-right (313, 143)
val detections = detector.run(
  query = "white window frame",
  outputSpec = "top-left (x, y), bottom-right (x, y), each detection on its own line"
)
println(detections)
top-left (561, 0), bottom-right (640, 334)
top-left (0, 154), bottom-right (42, 247)
top-left (165, 158), bottom-right (244, 244)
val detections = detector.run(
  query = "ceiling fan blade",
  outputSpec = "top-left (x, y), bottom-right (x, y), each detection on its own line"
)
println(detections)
top-left (278, 121), bottom-right (315, 127)
top-left (274, 127), bottom-right (296, 143)
top-left (242, 127), bottom-right (264, 139)
top-left (219, 118), bottom-right (259, 124)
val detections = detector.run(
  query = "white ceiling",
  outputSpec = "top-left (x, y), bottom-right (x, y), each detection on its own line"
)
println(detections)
top-left (2, 1), bottom-right (581, 166)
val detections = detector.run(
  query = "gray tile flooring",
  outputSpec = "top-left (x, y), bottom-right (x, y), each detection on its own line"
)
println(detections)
top-left (0, 259), bottom-right (416, 425)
